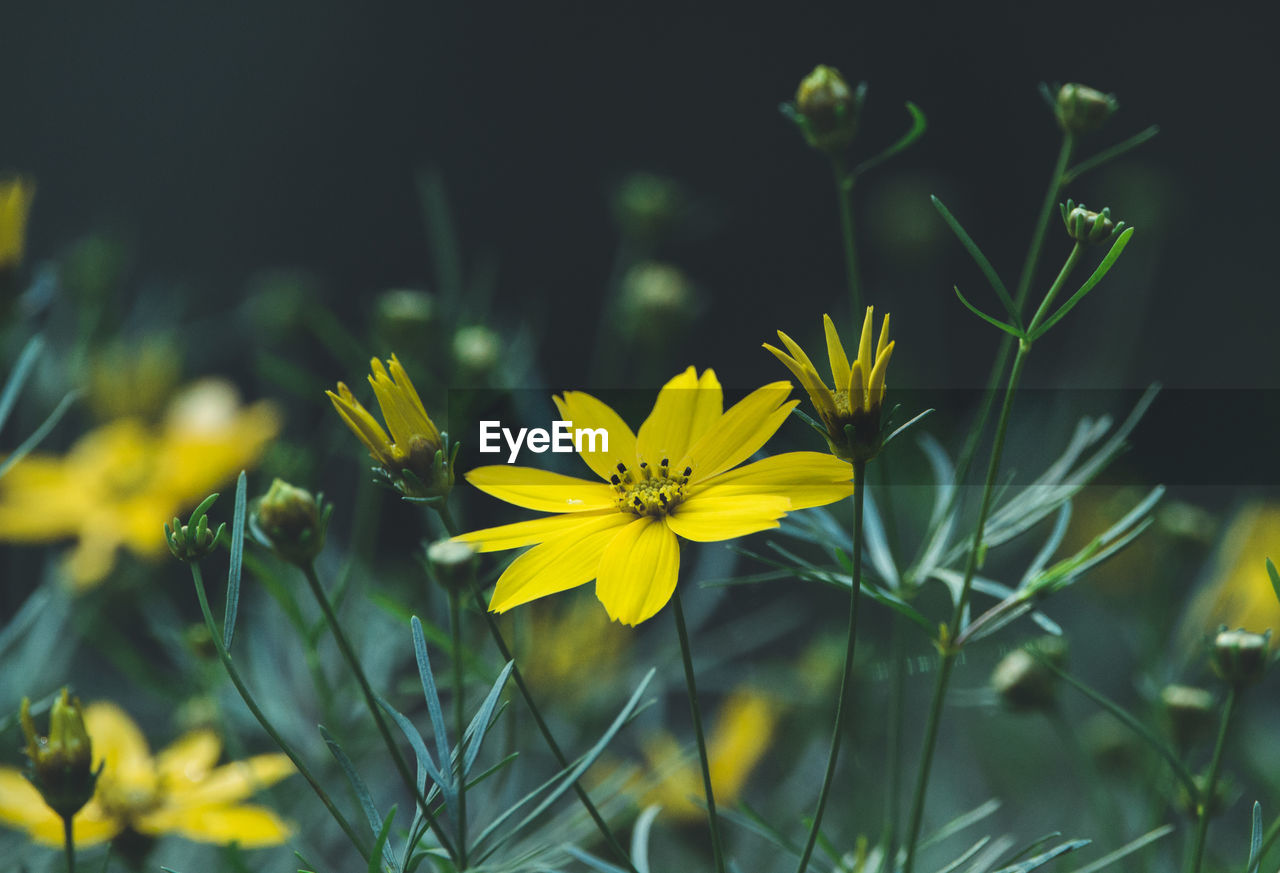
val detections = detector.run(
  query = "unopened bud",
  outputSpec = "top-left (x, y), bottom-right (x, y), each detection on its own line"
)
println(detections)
top-left (991, 638), bottom-right (1067, 712)
top-left (165, 493), bottom-right (226, 563)
top-left (452, 325), bottom-right (501, 379)
top-left (20, 689), bottom-right (99, 820)
top-left (426, 539), bottom-right (477, 593)
top-left (791, 65), bottom-right (862, 156)
top-left (251, 479), bottom-right (331, 567)
top-left (620, 263), bottom-right (696, 341)
top-left (1055, 83), bottom-right (1116, 136)
top-left (1161, 684), bottom-right (1216, 749)
top-left (1211, 628), bottom-right (1270, 687)
top-left (1061, 200), bottom-right (1123, 244)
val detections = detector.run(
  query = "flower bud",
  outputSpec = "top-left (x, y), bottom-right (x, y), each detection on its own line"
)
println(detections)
top-left (20, 689), bottom-right (99, 820)
top-left (1160, 684), bottom-right (1217, 749)
top-left (1061, 200), bottom-right (1123, 244)
top-left (620, 263), bottom-right (697, 341)
top-left (375, 289), bottom-right (437, 350)
top-left (991, 638), bottom-right (1067, 712)
top-left (251, 479), bottom-right (331, 567)
top-left (792, 65), bottom-right (862, 156)
top-left (165, 493), bottom-right (226, 563)
top-left (426, 538), bottom-right (477, 594)
top-left (452, 325), bottom-right (501, 379)
top-left (612, 173), bottom-right (687, 243)
top-left (1210, 628), bottom-right (1270, 687)
top-left (1055, 83), bottom-right (1117, 135)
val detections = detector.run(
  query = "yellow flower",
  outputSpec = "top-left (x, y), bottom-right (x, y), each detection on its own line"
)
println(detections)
top-left (764, 309), bottom-right (894, 461)
top-left (1182, 502), bottom-right (1280, 650)
top-left (0, 701), bottom-right (293, 848)
top-left (0, 177), bottom-right (35, 271)
top-left (642, 688), bottom-right (778, 821)
top-left (454, 367), bottom-right (853, 626)
top-left (327, 354), bottom-right (451, 499)
top-left (0, 379), bottom-right (280, 589)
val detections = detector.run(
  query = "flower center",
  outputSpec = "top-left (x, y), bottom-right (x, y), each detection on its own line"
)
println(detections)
top-left (610, 459), bottom-right (691, 518)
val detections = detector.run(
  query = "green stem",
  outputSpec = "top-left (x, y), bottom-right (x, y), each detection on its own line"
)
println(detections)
top-left (62, 814), bottom-right (75, 873)
top-left (433, 504), bottom-right (638, 873)
top-left (673, 589), bottom-right (727, 873)
top-left (1014, 133), bottom-right (1074, 316)
top-left (879, 612), bottom-right (908, 873)
top-left (450, 588), bottom-right (468, 868)
top-left (299, 562), bottom-right (457, 861)
top-left (1189, 688), bottom-right (1237, 873)
top-left (832, 158), bottom-right (862, 321)
top-left (902, 342), bottom-right (1030, 873)
top-left (796, 459), bottom-right (867, 873)
top-left (1025, 243), bottom-right (1083, 338)
top-left (189, 564), bottom-right (370, 862)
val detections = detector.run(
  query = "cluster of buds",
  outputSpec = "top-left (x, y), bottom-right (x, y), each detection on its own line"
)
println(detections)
top-left (1054, 83), bottom-right (1117, 136)
top-left (1061, 200), bottom-right (1125, 245)
top-left (19, 689), bottom-right (100, 820)
top-left (164, 493), bottom-right (226, 562)
top-left (249, 479), bottom-right (332, 568)
top-left (786, 65), bottom-right (865, 157)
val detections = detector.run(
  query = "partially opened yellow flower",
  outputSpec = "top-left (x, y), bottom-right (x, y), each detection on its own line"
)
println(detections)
top-left (0, 701), bottom-right (294, 849)
top-left (327, 354), bottom-right (453, 499)
top-left (454, 367), bottom-right (853, 625)
top-left (0, 379), bottom-right (280, 588)
top-left (764, 309), bottom-right (893, 461)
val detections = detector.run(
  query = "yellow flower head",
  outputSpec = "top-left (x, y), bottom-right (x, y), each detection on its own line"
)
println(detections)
top-left (327, 354), bottom-right (452, 499)
top-left (764, 309), bottom-right (894, 462)
top-left (454, 367), bottom-right (853, 625)
top-left (0, 701), bottom-right (293, 849)
top-left (0, 177), bottom-right (35, 271)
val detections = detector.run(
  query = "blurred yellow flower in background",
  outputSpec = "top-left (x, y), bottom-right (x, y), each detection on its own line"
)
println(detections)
top-left (0, 379), bottom-right (280, 588)
top-left (0, 177), bottom-right (35, 271)
top-left (642, 688), bottom-right (778, 821)
top-left (1182, 502), bottom-right (1280, 648)
top-left (0, 700), bottom-right (294, 848)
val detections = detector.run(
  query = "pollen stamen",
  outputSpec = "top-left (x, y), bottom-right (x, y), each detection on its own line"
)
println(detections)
top-left (609, 460), bottom-right (691, 517)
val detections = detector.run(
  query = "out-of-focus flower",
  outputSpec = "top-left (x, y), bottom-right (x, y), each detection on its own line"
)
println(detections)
top-left (19, 690), bottom-right (98, 821)
top-left (0, 379), bottom-right (280, 589)
top-left (1055, 83), bottom-right (1116, 136)
top-left (375, 289), bottom-right (437, 350)
top-left (611, 172), bottom-right (687, 243)
top-left (85, 335), bottom-right (182, 422)
top-left (1182, 503), bottom-right (1280, 650)
top-left (327, 354), bottom-right (453, 500)
top-left (453, 325), bottom-right (502, 379)
top-left (791, 65), bottom-right (861, 155)
top-left (519, 593), bottom-right (626, 698)
top-left (0, 177), bottom-right (35, 272)
top-left (1210, 628), bottom-right (1270, 687)
top-left (0, 701), bottom-right (293, 848)
top-left (990, 638), bottom-right (1067, 712)
top-left (619, 263), bottom-right (697, 342)
top-left (454, 367), bottom-right (853, 626)
top-left (765, 309), bottom-right (894, 462)
top-left (642, 688), bottom-right (778, 821)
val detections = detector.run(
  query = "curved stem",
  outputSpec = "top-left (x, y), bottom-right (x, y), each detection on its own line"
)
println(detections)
top-left (674, 589), bottom-right (727, 873)
top-left (62, 814), bottom-right (75, 873)
top-left (796, 459), bottom-right (867, 873)
top-left (1189, 688), bottom-right (1237, 873)
top-left (189, 564), bottom-right (370, 862)
top-left (902, 342), bottom-right (1030, 873)
top-left (299, 562), bottom-right (457, 861)
top-left (450, 588), bottom-right (468, 868)
top-left (433, 503), bottom-right (639, 873)
top-left (832, 158), bottom-right (862, 322)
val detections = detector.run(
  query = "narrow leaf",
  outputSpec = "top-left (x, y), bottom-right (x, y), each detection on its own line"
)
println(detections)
top-left (0, 390), bottom-right (78, 480)
top-left (321, 725), bottom-right (400, 873)
top-left (369, 807), bottom-right (398, 873)
top-left (934, 196), bottom-right (1019, 324)
top-left (462, 661), bottom-right (514, 777)
top-left (632, 804), bottom-right (661, 873)
top-left (224, 471), bottom-right (248, 651)
top-left (1062, 125), bottom-right (1160, 185)
top-left (1063, 824), bottom-right (1172, 873)
top-left (1267, 558), bottom-right (1280, 606)
top-left (0, 336), bottom-right (44, 433)
top-left (992, 840), bottom-right (1090, 873)
top-left (955, 286), bottom-right (1024, 338)
top-left (1247, 801), bottom-right (1263, 873)
top-left (411, 616), bottom-right (453, 784)
top-left (854, 101), bottom-right (928, 176)
top-left (1030, 227), bottom-right (1135, 340)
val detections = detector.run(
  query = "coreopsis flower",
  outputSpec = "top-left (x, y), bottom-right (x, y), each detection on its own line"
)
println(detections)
top-left (0, 177), bottom-right (35, 272)
top-left (764, 309), bottom-right (894, 462)
top-left (1181, 503), bottom-right (1280, 651)
top-left (327, 354), bottom-right (454, 500)
top-left (0, 379), bottom-right (280, 588)
top-left (0, 701), bottom-right (293, 848)
top-left (454, 367), bottom-right (853, 625)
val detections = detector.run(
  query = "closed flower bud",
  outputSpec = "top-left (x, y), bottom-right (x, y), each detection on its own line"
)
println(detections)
top-left (375, 289), bottom-right (437, 349)
top-left (426, 538), bottom-right (477, 594)
top-left (453, 325), bottom-right (501, 379)
top-left (620, 262), bottom-right (697, 341)
top-left (612, 173), bottom-right (687, 243)
top-left (991, 638), bottom-right (1067, 712)
top-left (20, 689), bottom-right (99, 820)
top-left (791, 65), bottom-right (863, 156)
top-left (1055, 83), bottom-right (1117, 135)
top-left (1061, 200), bottom-right (1123, 244)
top-left (1161, 684), bottom-right (1217, 749)
top-left (1210, 628), bottom-right (1270, 687)
top-left (251, 479), bottom-right (331, 567)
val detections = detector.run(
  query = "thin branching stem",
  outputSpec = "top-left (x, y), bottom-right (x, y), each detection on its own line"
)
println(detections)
top-left (879, 612), bottom-right (908, 873)
top-left (62, 815), bottom-right (74, 873)
top-left (796, 458), bottom-right (867, 873)
top-left (188, 564), bottom-right (370, 862)
top-left (1189, 688), bottom-right (1237, 873)
top-left (832, 158), bottom-right (862, 322)
top-left (674, 589), bottom-right (728, 873)
top-left (450, 588), bottom-right (468, 868)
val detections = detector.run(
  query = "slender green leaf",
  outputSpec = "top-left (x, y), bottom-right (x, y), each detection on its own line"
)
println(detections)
top-left (1063, 824), bottom-right (1172, 873)
top-left (933, 196), bottom-right (1019, 324)
top-left (370, 807), bottom-right (398, 873)
top-left (854, 101), bottom-right (928, 176)
top-left (0, 389), bottom-right (78, 480)
top-left (411, 615), bottom-right (453, 786)
top-left (999, 833), bottom-right (1063, 867)
top-left (632, 803), bottom-right (661, 873)
top-left (224, 471), bottom-right (248, 651)
top-left (933, 838), bottom-right (993, 873)
top-left (920, 798), bottom-right (1002, 849)
top-left (1030, 227), bottom-right (1135, 340)
top-left (1062, 125), bottom-right (1160, 185)
top-left (377, 694), bottom-right (447, 799)
top-left (992, 840), bottom-right (1090, 873)
top-left (955, 286), bottom-right (1024, 338)
top-left (720, 802), bottom-right (802, 857)
top-left (1267, 558), bottom-right (1280, 606)
top-left (462, 661), bottom-right (514, 777)
top-left (0, 336), bottom-right (44, 433)
top-left (1247, 802), bottom-right (1263, 873)
top-left (320, 726), bottom-right (400, 873)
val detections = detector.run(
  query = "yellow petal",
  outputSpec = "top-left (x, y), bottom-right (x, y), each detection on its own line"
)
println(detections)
top-left (0, 769), bottom-right (123, 847)
top-left (489, 513), bottom-right (633, 613)
top-left (762, 343), bottom-right (834, 422)
top-left (465, 465), bottom-right (617, 513)
top-left (85, 702), bottom-right (157, 794)
top-left (699, 452), bottom-right (853, 509)
top-left (876, 312), bottom-right (892, 360)
top-left (594, 517), bottom-right (680, 626)
top-left (680, 382), bottom-right (796, 483)
top-left (636, 368), bottom-right (723, 466)
top-left (664, 494), bottom-right (790, 542)
top-left (155, 729), bottom-right (222, 790)
top-left (167, 754), bottom-right (295, 807)
top-left (707, 690), bottom-right (778, 802)
top-left (135, 802), bottom-right (291, 848)
top-left (857, 306), bottom-right (875, 375)
top-left (849, 360), bottom-right (866, 412)
top-left (327, 386), bottom-right (394, 465)
top-left (454, 509), bottom-right (619, 552)
top-left (822, 314), bottom-right (852, 393)
top-left (552, 390), bottom-right (639, 481)
top-left (868, 340), bottom-right (894, 410)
